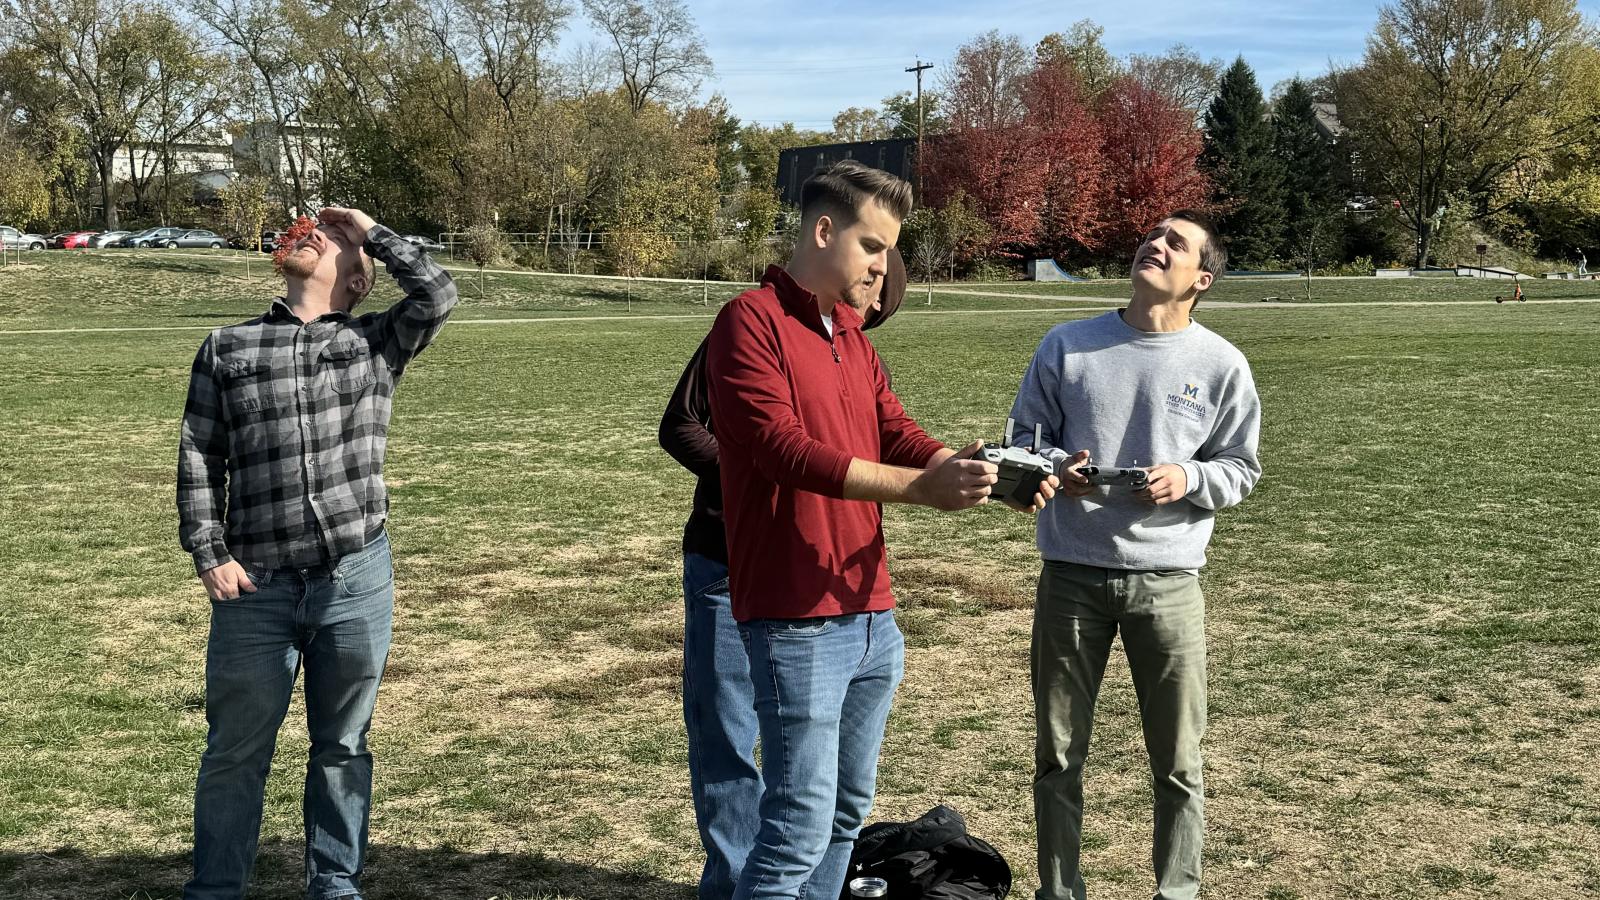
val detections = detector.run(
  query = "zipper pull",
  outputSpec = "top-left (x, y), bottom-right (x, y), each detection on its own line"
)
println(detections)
top-left (831, 345), bottom-right (841, 364)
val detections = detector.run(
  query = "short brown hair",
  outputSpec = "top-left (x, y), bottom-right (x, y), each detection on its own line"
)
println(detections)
top-left (1167, 209), bottom-right (1227, 294)
top-left (800, 160), bottom-right (914, 226)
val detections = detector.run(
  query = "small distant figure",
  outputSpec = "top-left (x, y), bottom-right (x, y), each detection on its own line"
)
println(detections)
top-left (1578, 250), bottom-right (1588, 277)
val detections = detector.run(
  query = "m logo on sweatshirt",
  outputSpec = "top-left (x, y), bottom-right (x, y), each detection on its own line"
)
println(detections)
top-left (1166, 383), bottom-right (1208, 422)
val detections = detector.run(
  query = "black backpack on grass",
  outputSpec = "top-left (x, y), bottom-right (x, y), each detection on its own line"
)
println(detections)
top-left (838, 804), bottom-right (1012, 899)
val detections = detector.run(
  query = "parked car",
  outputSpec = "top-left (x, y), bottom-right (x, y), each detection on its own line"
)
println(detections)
top-left (46, 232), bottom-right (76, 248)
top-left (89, 231), bottom-right (130, 248)
top-left (119, 227), bottom-right (188, 248)
top-left (1345, 195), bottom-right (1378, 212)
top-left (0, 226), bottom-right (48, 250)
top-left (401, 234), bottom-right (445, 253)
top-left (159, 229), bottom-right (226, 249)
top-left (258, 229), bottom-right (287, 253)
top-left (60, 231), bottom-right (100, 249)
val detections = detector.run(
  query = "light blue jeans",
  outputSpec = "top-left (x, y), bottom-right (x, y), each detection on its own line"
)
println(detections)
top-left (734, 610), bottom-right (905, 900)
top-left (185, 532), bottom-right (394, 900)
top-left (682, 553), bottom-right (764, 899)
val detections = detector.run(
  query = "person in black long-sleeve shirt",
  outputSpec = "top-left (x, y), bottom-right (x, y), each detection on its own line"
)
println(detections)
top-left (658, 248), bottom-right (905, 900)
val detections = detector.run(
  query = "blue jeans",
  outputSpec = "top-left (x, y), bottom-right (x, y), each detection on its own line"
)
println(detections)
top-left (682, 553), bottom-right (764, 900)
top-left (185, 532), bottom-right (394, 900)
top-left (733, 610), bottom-right (905, 900)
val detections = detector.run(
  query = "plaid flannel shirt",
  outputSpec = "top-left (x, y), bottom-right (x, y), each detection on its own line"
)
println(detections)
top-left (177, 225), bottom-right (458, 573)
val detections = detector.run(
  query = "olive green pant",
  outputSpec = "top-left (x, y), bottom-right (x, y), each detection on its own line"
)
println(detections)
top-left (1032, 561), bottom-right (1207, 900)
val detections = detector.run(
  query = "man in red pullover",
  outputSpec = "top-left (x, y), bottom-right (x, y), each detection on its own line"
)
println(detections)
top-left (706, 160), bottom-right (1058, 900)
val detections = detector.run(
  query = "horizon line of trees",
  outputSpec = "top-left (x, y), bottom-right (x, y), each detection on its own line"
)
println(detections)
top-left (4, 0), bottom-right (1599, 280)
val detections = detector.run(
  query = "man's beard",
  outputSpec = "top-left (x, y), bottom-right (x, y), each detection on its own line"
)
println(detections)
top-left (280, 248), bottom-right (319, 279)
top-left (842, 279), bottom-right (876, 313)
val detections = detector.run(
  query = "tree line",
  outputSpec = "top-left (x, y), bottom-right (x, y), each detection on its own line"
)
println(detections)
top-left (3, 0), bottom-right (1598, 278)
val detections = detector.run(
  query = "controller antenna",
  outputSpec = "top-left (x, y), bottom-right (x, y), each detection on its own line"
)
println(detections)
top-left (1033, 423), bottom-right (1042, 452)
top-left (1004, 417), bottom-right (1016, 448)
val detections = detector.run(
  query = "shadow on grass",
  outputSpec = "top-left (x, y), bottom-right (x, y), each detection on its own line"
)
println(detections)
top-left (0, 841), bottom-right (695, 900)
top-left (127, 258), bottom-right (231, 275)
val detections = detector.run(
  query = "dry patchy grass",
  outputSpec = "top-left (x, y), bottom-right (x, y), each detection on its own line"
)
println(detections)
top-left (1, 255), bottom-right (1597, 899)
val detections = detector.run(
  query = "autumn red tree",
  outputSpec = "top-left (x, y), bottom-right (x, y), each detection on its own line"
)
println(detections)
top-left (923, 33), bottom-right (1211, 265)
top-left (1095, 77), bottom-right (1210, 255)
top-left (1023, 60), bottom-right (1110, 256)
top-left (923, 30), bottom-right (1044, 253)
top-left (921, 129), bottom-right (1044, 254)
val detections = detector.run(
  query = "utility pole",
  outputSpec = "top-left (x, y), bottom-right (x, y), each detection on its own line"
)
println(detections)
top-left (906, 59), bottom-right (933, 201)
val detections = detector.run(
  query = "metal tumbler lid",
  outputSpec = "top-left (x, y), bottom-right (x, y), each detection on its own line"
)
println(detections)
top-left (849, 876), bottom-right (889, 898)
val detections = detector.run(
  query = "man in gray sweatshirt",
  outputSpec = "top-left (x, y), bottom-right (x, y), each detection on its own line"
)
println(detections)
top-left (1008, 210), bottom-right (1261, 900)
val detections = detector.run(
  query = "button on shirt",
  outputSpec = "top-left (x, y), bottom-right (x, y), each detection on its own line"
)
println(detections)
top-left (177, 225), bottom-right (458, 573)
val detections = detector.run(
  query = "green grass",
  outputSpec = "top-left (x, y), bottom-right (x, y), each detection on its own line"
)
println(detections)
top-left (1, 253), bottom-right (1598, 899)
top-left (6, 248), bottom-right (1598, 333)
top-left (938, 272), bottom-right (1600, 304)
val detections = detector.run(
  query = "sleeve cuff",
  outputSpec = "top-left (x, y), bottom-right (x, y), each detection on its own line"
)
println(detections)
top-left (909, 441), bottom-right (946, 470)
top-left (816, 445), bottom-right (855, 497)
top-left (1043, 447), bottom-right (1070, 471)
top-left (1179, 461), bottom-right (1205, 497)
top-left (363, 224), bottom-right (412, 260)
top-left (192, 547), bottom-right (234, 575)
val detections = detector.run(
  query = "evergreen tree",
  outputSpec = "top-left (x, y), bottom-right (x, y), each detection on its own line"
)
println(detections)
top-left (1202, 57), bottom-right (1287, 267)
top-left (1272, 78), bottom-right (1342, 264)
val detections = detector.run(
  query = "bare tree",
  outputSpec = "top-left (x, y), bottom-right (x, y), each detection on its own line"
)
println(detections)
top-left (581, 0), bottom-right (712, 114)
top-left (942, 30), bottom-right (1030, 132)
top-left (460, 0), bottom-right (570, 118)
top-left (187, 0), bottom-right (315, 214)
top-left (1128, 44), bottom-right (1225, 119)
top-left (139, 13), bottom-right (229, 222)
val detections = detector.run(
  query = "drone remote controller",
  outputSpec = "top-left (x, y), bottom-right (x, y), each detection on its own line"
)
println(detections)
top-left (975, 418), bottom-right (1056, 506)
top-left (1078, 464), bottom-right (1150, 490)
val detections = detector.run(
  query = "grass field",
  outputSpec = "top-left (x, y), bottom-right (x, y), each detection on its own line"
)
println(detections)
top-left (1, 250), bottom-right (1597, 899)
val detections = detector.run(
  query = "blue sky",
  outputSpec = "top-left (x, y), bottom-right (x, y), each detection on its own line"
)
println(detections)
top-left (570, 0), bottom-right (1600, 130)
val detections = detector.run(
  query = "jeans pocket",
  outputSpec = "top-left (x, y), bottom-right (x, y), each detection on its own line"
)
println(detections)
top-left (764, 617), bottom-right (833, 637)
top-left (333, 540), bottom-right (392, 598)
top-left (690, 577), bottom-right (730, 602)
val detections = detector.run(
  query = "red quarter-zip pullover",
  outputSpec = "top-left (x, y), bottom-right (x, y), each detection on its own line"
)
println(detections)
top-left (706, 265), bottom-right (945, 621)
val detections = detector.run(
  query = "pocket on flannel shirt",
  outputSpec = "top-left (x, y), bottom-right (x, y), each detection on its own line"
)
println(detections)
top-left (321, 337), bottom-right (379, 393)
top-left (220, 359), bottom-right (279, 417)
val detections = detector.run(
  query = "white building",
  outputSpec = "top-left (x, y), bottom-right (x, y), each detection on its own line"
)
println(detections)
top-left (107, 138), bottom-right (233, 184)
top-left (231, 121), bottom-right (341, 192)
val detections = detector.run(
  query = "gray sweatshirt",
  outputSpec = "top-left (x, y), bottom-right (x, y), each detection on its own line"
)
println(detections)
top-left (1008, 310), bottom-right (1262, 570)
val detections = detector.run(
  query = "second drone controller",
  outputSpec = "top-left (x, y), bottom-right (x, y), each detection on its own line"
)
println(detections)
top-left (975, 443), bottom-right (1056, 506)
top-left (976, 418), bottom-right (1057, 506)
top-left (1078, 465), bottom-right (1150, 490)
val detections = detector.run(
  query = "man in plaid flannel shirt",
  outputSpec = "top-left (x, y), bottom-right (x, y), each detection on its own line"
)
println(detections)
top-left (176, 206), bottom-right (456, 900)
